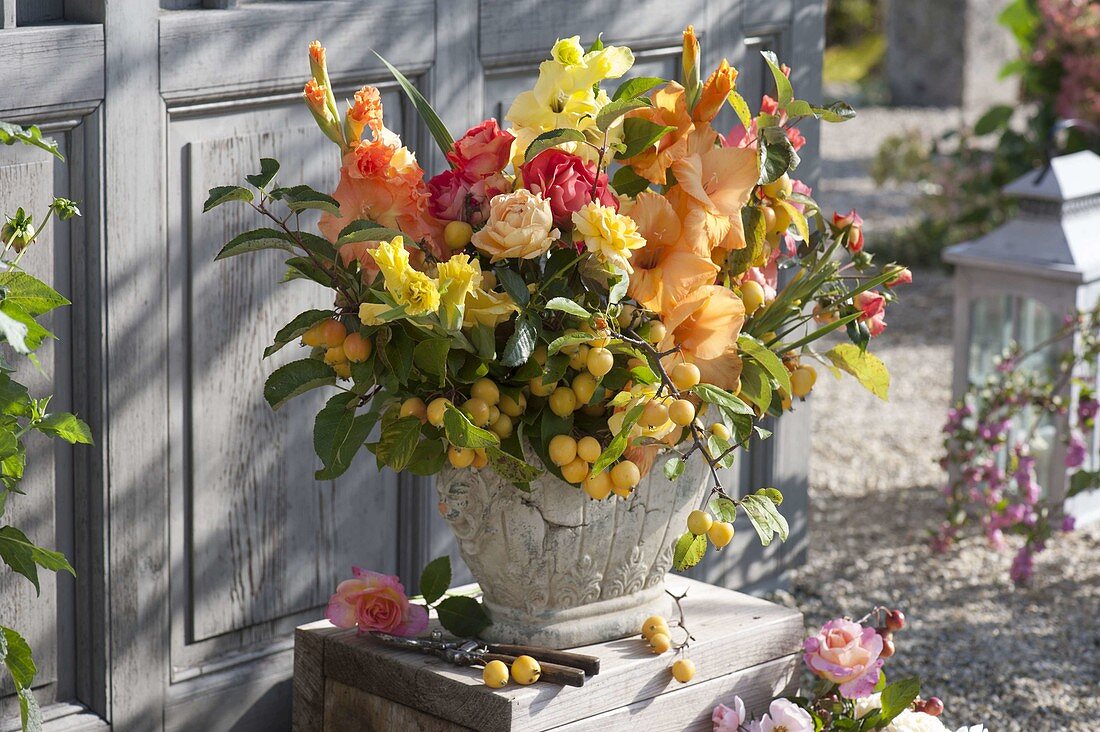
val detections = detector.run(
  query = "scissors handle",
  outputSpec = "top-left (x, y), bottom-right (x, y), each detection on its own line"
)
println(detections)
top-left (486, 643), bottom-right (601, 676)
top-left (480, 653), bottom-right (586, 687)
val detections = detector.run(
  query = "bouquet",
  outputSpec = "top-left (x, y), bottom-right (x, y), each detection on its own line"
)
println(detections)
top-left (207, 28), bottom-right (907, 571)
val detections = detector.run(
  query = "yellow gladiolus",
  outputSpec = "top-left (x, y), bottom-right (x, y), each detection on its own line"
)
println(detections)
top-left (437, 254), bottom-right (483, 311)
top-left (368, 237), bottom-right (441, 317)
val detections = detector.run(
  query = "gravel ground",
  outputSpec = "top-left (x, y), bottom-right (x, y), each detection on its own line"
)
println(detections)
top-left (778, 111), bottom-right (1100, 731)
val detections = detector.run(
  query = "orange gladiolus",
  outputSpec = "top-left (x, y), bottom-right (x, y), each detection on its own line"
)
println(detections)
top-left (669, 145), bottom-right (758, 255)
top-left (620, 82), bottom-right (696, 185)
top-left (346, 85), bottom-right (385, 144)
top-left (693, 59), bottom-right (738, 123)
top-left (627, 192), bottom-right (718, 315)
top-left (658, 285), bottom-right (746, 390)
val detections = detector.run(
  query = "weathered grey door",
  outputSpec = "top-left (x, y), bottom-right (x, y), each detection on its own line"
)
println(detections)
top-left (0, 1), bottom-right (821, 729)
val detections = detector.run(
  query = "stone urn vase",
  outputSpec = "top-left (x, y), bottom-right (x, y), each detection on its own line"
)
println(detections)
top-left (435, 450), bottom-right (709, 648)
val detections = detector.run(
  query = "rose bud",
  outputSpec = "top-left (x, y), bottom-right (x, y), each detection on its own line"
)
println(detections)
top-left (923, 697), bottom-right (944, 717)
top-left (886, 609), bottom-right (906, 632)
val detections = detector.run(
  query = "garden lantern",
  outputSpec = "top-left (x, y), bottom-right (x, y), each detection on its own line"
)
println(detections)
top-left (943, 149), bottom-right (1100, 524)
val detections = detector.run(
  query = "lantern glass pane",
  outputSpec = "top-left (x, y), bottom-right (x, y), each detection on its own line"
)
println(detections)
top-left (968, 295), bottom-right (1014, 383)
top-left (1017, 298), bottom-right (1061, 373)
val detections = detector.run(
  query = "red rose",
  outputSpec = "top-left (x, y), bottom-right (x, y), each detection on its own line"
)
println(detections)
top-left (447, 119), bottom-right (515, 182)
top-left (428, 169), bottom-right (511, 225)
top-left (520, 149), bottom-right (618, 227)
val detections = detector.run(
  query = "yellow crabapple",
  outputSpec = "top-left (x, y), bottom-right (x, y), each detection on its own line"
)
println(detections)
top-left (741, 280), bottom-right (766, 314)
top-left (759, 205), bottom-right (777, 232)
top-left (641, 616), bottom-right (669, 640)
top-left (448, 446), bottom-right (475, 469)
top-left (472, 448), bottom-right (489, 469)
top-left (471, 378), bottom-right (500, 406)
top-left (576, 436), bottom-right (601, 463)
top-left (572, 372), bottom-right (597, 405)
top-left (488, 405), bottom-right (500, 424)
top-left (499, 392), bottom-right (526, 417)
top-left (333, 362), bottom-right (352, 379)
top-left (569, 343), bottom-right (590, 371)
top-left (324, 346), bottom-right (347, 366)
top-left (318, 319), bottom-right (347, 348)
top-left (561, 457), bottom-right (589, 484)
top-left (548, 435), bottom-right (578, 466)
top-left (400, 397), bottom-right (428, 423)
top-left (463, 397), bottom-right (492, 426)
top-left (342, 332), bottom-right (372, 362)
top-left (617, 303), bottom-right (637, 328)
top-left (649, 632), bottom-right (671, 654)
top-left (443, 220), bottom-right (474, 250)
top-left (708, 521), bottom-right (735, 548)
top-left (301, 322), bottom-right (327, 348)
top-left (549, 387), bottom-right (577, 417)
top-left (490, 413), bottom-right (514, 439)
top-left (791, 366), bottom-right (817, 398)
top-left (644, 321), bottom-right (667, 344)
top-left (529, 377), bottom-right (556, 397)
top-left (586, 347), bottom-right (614, 377)
top-left (510, 655), bottom-right (542, 685)
top-left (687, 509), bottom-right (713, 536)
top-left (669, 399), bottom-right (696, 426)
top-left (583, 471), bottom-right (613, 500)
top-left (427, 397), bottom-right (452, 427)
top-left (611, 460), bottom-right (641, 491)
top-left (709, 422), bottom-right (731, 441)
top-left (482, 660), bottom-right (509, 688)
top-left (671, 658), bottom-right (695, 683)
top-left (671, 362), bottom-right (701, 391)
top-left (779, 388), bottom-right (792, 411)
top-left (642, 399), bottom-right (670, 428)
top-left (611, 484), bottom-right (633, 499)
top-left (762, 173), bottom-right (792, 200)
top-left (772, 205), bottom-right (793, 234)
top-left (532, 344), bottom-right (547, 365)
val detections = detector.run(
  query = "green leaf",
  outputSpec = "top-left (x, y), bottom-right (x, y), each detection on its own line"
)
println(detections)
top-left (487, 445), bottom-right (543, 486)
top-left (974, 105), bottom-right (1014, 135)
top-left (374, 415), bottom-right (423, 472)
top-left (663, 456), bottom-right (685, 480)
top-left (0, 306), bottom-right (30, 354)
top-left (1, 625), bottom-right (37, 689)
top-left (879, 677), bottom-right (921, 724)
top-left (591, 402), bottom-right (644, 474)
top-left (726, 206), bottom-right (768, 277)
top-left (0, 271), bottom-right (69, 317)
top-left (709, 496), bottom-right (737, 523)
top-left (19, 686), bottom-right (41, 732)
top-left (759, 127), bottom-right (799, 183)
top-left (314, 392), bottom-right (358, 470)
top-left (826, 343), bottom-right (890, 401)
top-left (501, 314), bottom-right (538, 368)
top-left (0, 121), bottom-right (62, 159)
top-left (616, 119), bottom-right (676, 161)
top-left (35, 413), bottom-right (93, 444)
top-left (544, 297), bottom-right (590, 319)
top-left (0, 526), bottom-right (75, 594)
top-left (419, 556), bottom-right (451, 605)
top-left (812, 101), bottom-right (856, 123)
top-left (203, 185), bottom-right (253, 212)
top-left (612, 76), bottom-right (665, 101)
top-left (246, 157), bottom-right (280, 189)
top-left (727, 90), bottom-right (753, 130)
top-left (262, 358), bottom-right (336, 410)
top-left (376, 52), bottom-right (455, 159)
top-left (672, 531), bottom-right (708, 571)
top-left (548, 331), bottom-right (592, 356)
top-left (263, 309), bottom-right (334, 358)
top-left (524, 129), bottom-right (587, 163)
top-left (442, 404), bottom-right (499, 449)
top-left (494, 266), bottom-right (530, 307)
top-left (691, 384), bottom-right (754, 415)
top-left (596, 97), bottom-right (649, 132)
top-left (214, 228), bottom-right (297, 260)
top-left (281, 185), bottom-right (340, 216)
top-left (760, 50), bottom-right (794, 106)
top-left (405, 438), bottom-right (447, 476)
top-left (610, 165), bottom-right (650, 197)
top-left (739, 493), bottom-right (788, 547)
top-left (737, 334), bottom-right (791, 396)
top-left (436, 595), bottom-right (491, 637)
top-left (413, 338), bottom-right (451, 385)
top-left (283, 256), bottom-right (334, 287)
top-left (775, 198), bottom-right (809, 243)
top-left (737, 360), bottom-right (773, 412)
top-left (337, 219), bottom-right (406, 246)
top-left (1068, 469), bottom-right (1100, 499)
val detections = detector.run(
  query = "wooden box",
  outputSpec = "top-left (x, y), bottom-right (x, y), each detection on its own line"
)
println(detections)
top-left (293, 578), bottom-right (802, 731)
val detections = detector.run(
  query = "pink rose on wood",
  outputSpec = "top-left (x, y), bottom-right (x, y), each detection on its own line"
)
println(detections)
top-left (520, 149), bottom-right (618, 227)
top-left (447, 119), bottom-right (514, 182)
top-left (712, 696), bottom-right (746, 732)
top-left (802, 618), bottom-right (884, 698)
top-left (326, 567), bottom-right (428, 636)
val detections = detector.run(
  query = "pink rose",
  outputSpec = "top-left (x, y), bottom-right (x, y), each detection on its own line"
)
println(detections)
top-left (885, 266), bottom-right (913, 288)
top-left (447, 119), bottom-right (514, 182)
top-left (326, 567), bottom-right (428, 637)
top-left (832, 209), bottom-right (865, 252)
top-left (428, 170), bottom-right (511, 225)
top-left (747, 700), bottom-right (814, 732)
top-left (802, 618), bottom-right (884, 698)
top-left (855, 290), bottom-right (887, 337)
top-left (712, 697), bottom-right (746, 732)
top-left (520, 149), bottom-right (618, 227)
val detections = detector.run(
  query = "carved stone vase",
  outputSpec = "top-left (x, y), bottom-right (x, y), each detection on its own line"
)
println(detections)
top-left (435, 450), bottom-right (709, 648)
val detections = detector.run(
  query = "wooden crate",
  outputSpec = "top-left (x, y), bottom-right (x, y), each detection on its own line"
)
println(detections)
top-left (294, 578), bottom-right (803, 731)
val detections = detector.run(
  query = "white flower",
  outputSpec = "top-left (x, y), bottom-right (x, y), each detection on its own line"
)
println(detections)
top-left (955, 726), bottom-right (987, 732)
top-left (887, 710), bottom-right (949, 732)
top-left (853, 692), bottom-right (882, 719)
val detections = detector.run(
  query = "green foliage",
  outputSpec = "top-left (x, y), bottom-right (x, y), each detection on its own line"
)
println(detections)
top-left (672, 531), bottom-right (708, 571)
top-left (879, 677), bottom-right (922, 724)
top-left (263, 358), bottom-right (337, 410)
top-left (525, 129), bottom-right (589, 163)
top-left (826, 343), bottom-right (890, 401)
top-left (1, 626), bottom-right (42, 731)
top-left (435, 595), bottom-right (492, 637)
top-left (740, 491), bottom-right (788, 546)
top-left (418, 556), bottom-right (451, 605)
top-left (0, 121), bottom-right (62, 160)
top-left (376, 52), bottom-right (456, 160)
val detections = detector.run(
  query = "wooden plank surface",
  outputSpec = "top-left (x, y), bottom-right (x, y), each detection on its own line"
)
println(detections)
top-left (324, 680), bottom-right (475, 732)
top-left (0, 25), bottom-right (103, 116)
top-left (304, 578), bottom-right (802, 732)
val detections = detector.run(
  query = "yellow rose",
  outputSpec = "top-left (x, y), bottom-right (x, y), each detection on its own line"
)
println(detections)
top-left (471, 189), bottom-right (560, 261)
top-left (571, 201), bottom-right (647, 273)
top-left (463, 287), bottom-right (519, 329)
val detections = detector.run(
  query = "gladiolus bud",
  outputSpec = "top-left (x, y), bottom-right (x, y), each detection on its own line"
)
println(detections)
top-left (693, 59), bottom-right (738, 123)
top-left (681, 26), bottom-right (701, 109)
top-left (306, 41), bottom-right (343, 147)
top-left (304, 79), bottom-right (344, 147)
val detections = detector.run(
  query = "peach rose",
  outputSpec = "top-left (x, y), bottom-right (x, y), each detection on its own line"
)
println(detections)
top-left (471, 189), bottom-right (560, 261)
top-left (447, 119), bottom-right (515, 182)
top-left (326, 567), bottom-right (429, 636)
top-left (803, 618), bottom-right (884, 698)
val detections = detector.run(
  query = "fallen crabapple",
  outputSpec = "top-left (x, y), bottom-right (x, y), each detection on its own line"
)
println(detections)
top-left (671, 658), bottom-right (695, 683)
top-left (482, 659), bottom-right (509, 688)
top-left (649, 632), bottom-right (671, 654)
top-left (510, 655), bottom-right (541, 685)
top-left (641, 616), bottom-right (669, 640)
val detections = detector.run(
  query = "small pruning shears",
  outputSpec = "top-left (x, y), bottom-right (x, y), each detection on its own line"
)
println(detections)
top-left (370, 631), bottom-right (601, 687)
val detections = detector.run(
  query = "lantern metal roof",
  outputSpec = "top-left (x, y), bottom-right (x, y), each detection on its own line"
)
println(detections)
top-left (943, 150), bottom-right (1100, 283)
